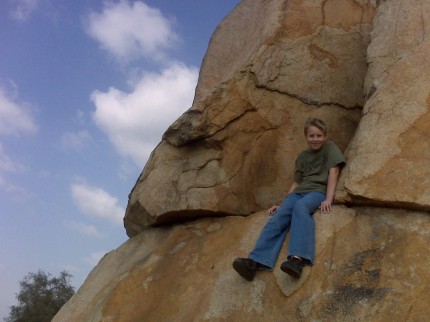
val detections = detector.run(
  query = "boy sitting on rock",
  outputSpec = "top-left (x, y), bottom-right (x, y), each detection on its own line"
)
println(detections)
top-left (233, 118), bottom-right (345, 280)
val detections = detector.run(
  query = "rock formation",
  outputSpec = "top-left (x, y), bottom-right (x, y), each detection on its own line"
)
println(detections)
top-left (54, 207), bottom-right (430, 321)
top-left (338, 0), bottom-right (430, 210)
top-left (124, 0), bottom-right (375, 237)
top-left (54, 0), bottom-right (430, 321)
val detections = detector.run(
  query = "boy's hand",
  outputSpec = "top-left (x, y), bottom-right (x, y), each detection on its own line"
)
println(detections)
top-left (319, 200), bottom-right (332, 213)
top-left (267, 205), bottom-right (279, 216)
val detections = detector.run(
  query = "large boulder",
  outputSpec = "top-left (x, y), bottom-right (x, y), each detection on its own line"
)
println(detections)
top-left (54, 206), bottom-right (430, 321)
top-left (125, 0), bottom-right (376, 237)
top-left (54, 0), bottom-right (430, 321)
top-left (338, 0), bottom-right (430, 210)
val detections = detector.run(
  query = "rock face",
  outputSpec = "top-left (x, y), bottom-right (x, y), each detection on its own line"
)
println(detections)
top-left (338, 0), bottom-right (430, 210)
top-left (54, 207), bottom-right (430, 321)
top-left (54, 0), bottom-right (430, 321)
top-left (125, 0), bottom-right (375, 236)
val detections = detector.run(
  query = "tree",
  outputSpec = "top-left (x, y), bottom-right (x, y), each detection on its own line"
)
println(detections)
top-left (5, 270), bottom-right (75, 322)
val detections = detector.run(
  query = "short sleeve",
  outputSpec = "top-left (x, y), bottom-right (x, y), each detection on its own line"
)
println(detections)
top-left (294, 154), bottom-right (303, 183)
top-left (326, 141), bottom-right (346, 169)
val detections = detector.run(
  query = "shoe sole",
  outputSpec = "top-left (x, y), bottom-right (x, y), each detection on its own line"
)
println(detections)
top-left (232, 261), bottom-right (255, 281)
top-left (280, 263), bottom-right (301, 279)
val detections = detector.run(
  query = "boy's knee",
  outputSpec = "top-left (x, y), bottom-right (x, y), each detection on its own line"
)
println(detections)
top-left (293, 200), bottom-right (315, 214)
top-left (275, 206), bottom-right (293, 217)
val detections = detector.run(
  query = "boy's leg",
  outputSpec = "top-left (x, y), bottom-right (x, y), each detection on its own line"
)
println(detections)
top-left (248, 193), bottom-right (300, 269)
top-left (286, 192), bottom-right (326, 264)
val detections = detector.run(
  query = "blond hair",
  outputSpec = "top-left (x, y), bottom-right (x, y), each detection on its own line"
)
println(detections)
top-left (304, 118), bottom-right (327, 135)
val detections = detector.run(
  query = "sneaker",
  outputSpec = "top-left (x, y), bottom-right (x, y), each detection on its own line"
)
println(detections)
top-left (232, 258), bottom-right (258, 281)
top-left (280, 256), bottom-right (305, 278)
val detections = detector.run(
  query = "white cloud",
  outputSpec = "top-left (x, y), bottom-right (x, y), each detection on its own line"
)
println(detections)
top-left (66, 220), bottom-right (105, 238)
top-left (86, 0), bottom-right (178, 64)
top-left (9, 0), bottom-right (38, 22)
top-left (0, 84), bottom-right (34, 197)
top-left (60, 130), bottom-right (92, 151)
top-left (0, 143), bottom-right (28, 196)
top-left (0, 145), bottom-right (26, 173)
top-left (0, 87), bottom-right (37, 136)
top-left (85, 251), bottom-right (106, 267)
top-left (91, 62), bottom-right (198, 167)
top-left (0, 174), bottom-right (28, 196)
top-left (71, 183), bottom-right (124, 226)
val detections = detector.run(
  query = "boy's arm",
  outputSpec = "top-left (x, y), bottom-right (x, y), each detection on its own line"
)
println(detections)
top-left (287, 181), bottom-right (299, 195)
top-left (320, 166), bottom-right (341, 213)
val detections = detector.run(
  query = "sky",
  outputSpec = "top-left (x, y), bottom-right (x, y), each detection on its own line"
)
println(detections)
top-left (0, 0), bottom-right (241, 319)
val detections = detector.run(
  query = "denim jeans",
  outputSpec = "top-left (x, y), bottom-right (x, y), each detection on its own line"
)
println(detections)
top-left (249, 192), bottom-right (325, 269)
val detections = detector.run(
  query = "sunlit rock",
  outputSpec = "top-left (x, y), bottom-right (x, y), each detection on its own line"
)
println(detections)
top-left (338, 0), bottom-right (430, 210)
top-left (55, 206), bottom-right (430, 321)
top-left (125, 0), bottom-right (375, 236)
top-left (54, 1), bottom-right (430, 321)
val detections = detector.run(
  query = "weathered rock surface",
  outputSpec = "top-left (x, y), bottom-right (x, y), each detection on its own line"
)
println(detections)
top-left (54, 206), bottom-right (430, 321)
top-left (125, 0), bottom-right (376, 236)
top-left (54, 0), bottom-right (430, 321)
top-left (343, 0), bottom-right (430, 209)
top-left (338, 0), bottom-right (430, 210)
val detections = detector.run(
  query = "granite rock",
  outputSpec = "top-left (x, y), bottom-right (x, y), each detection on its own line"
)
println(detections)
top-left (54, 206), bottom-right (430, 321)
top-left (125, 0), bottom-right (375, 236)
top-left (338, 0), bottom-right (430, 210)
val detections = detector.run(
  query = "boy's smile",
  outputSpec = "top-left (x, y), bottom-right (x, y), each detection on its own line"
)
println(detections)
top-left (306, 125), bottom-right (327, 151)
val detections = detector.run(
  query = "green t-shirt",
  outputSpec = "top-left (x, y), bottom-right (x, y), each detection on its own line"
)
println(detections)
top-left (293, 140), bottom-right (345, 194)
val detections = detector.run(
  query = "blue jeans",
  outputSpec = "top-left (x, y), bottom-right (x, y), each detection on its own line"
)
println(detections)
top-left (249, 192), bottom-right (325, 269)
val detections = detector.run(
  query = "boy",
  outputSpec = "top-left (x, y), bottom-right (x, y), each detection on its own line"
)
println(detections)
top-left (233, 118), bottom-right (345, 280)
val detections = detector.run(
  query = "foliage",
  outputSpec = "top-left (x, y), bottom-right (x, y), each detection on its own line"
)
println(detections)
top-left (4, 270), bottom-right (75, 322)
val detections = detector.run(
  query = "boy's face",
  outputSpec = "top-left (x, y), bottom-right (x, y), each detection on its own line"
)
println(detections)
top-left (306, 125), bottom-right (327, 151)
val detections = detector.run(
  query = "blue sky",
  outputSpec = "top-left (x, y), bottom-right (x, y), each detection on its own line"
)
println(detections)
top-left (0, 0), bottom-right (240, 318)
